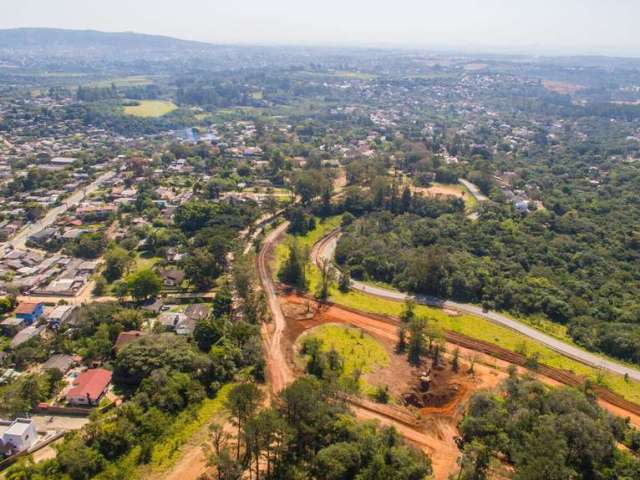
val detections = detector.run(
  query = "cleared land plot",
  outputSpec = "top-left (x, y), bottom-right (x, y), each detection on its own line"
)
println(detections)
top-left (412, 182), bottom-right (477, 210)
top-left (124, 100), bottom-right (177, 117)
top-left (273, 215), bottom-right (640, 404)
top-left (299, 323), bottom-right (389, 393)
top-left (542, 80), bottom-right (585, 95)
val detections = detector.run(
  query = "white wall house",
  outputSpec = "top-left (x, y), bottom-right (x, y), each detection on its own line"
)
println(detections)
top-left (1, 418), bottom-right (37, 452)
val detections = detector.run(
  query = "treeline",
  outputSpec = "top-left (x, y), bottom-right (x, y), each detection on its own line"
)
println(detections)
top-left (204, 377), bottom-right (431, 480)
top-left (65, 102), bottom-right (196, 136)
top-left (335, 205), bottom-right (640, 365)
top-left (457, 371), bottom-right (640, 479)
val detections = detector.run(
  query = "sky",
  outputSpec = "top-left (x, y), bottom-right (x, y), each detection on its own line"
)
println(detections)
top-left (2, 0), bottom-right (640, 55)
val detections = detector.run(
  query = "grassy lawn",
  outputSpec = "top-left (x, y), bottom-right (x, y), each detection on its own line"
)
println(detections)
top-left (301, 324), bottom-right (389, 393)
top-left (275, 215), bottom-right (640, 404)
top-left (134, 253), bottom-right (163, 271)
top-left (124, 100), bottom-right (177, 117)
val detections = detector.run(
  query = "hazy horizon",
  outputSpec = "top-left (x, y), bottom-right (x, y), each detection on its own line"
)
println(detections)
top-left (2, 0), bottom-right (640, 56)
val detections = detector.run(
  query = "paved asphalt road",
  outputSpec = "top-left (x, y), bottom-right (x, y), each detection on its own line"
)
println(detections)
top-left (5, 171), bottom-right (116, 250)
top-left (318, 233), bottom-right (640, 382)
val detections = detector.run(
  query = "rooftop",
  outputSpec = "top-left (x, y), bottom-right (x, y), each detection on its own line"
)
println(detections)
top-left (67, 368), bottom-right (112, 402)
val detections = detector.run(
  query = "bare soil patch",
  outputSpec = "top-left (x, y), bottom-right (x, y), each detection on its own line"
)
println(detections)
top-left (542, 80), bottom-right (585, 95)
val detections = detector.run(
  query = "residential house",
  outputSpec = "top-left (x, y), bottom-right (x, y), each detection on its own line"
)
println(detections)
top-left (42, 354), bottom-right (75, 374)
top-left (10, 325), bottom-right (44, 348)
top-left (26, 228), bottom-right (57, 247)
top-left (141, 298), bottom-right (164, 315)
top-left (175, 317), bottom-right (196, 336)
top-left (185, 304), bottom-right (210, 321)
top-left (0, 418), bottom-right (37, 455)
top-left (66, 368), bottom-right (112, 406)
top-left (15, 302), bottom-right (44, 325)
top-left (46, 305), bottom-right (77, 328)
top-left (0, 317), bottom-right (26, 336)
top-left (157, 312), bottom-right (187, 331)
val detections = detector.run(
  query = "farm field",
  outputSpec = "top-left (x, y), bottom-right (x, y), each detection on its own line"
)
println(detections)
top-left (124, 99), bottom-right (177, 117)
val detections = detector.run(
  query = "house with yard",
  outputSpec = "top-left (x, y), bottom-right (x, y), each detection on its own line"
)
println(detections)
top-left (42, 354), bottom-right (75, 374)
top-left (14, 302), bottom-right (44, 324)
top-left (0, 418), bottom-right (37, 455)
top-left (66, 368), bottom-right (112, 406)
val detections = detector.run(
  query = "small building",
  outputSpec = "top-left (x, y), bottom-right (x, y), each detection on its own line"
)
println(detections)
top-left (0, 317), bottom-right (26, 336)
top-left (46, 305), bottom-right (77, 328)
top-left (66, 368), bottom-right (112, 406)
top-left (0, 418), bottom-right (37, 454)
top-left (175, 317), bottom-right (196, 336)
top-left (42, 354), bottom-right (75, 374)
top-left (157, 312), bottom-right (187, 331)
top-left (26, 228), bottom-right (57, 247)
top-left (141, 298), bottom-right (164, 314)
top-left (10, 325), bottom-right (44, 348)
top-left (14, 302), bottom-right (44, 325)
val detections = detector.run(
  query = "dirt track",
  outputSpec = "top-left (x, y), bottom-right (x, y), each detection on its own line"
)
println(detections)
top-left (258, 219), bottom-right (640, 480)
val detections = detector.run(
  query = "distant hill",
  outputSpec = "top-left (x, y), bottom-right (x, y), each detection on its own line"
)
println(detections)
top-left (0, 27), bottom-right (218, 58)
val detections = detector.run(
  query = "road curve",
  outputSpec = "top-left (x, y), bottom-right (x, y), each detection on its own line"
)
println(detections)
top-left (313, 229), bottom-right (640, 383)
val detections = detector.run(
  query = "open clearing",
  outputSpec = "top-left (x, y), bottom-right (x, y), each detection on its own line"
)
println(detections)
top-left (279, 215), bottom-right (640, 404)
top-left (411, 181), bottom-right (477, 211)
top-left (542, 80), bottom-right (585, 95)
top-left (280, 294), bottom-right (510, 479)
top-left (298, 323), bottom-right (389, 393)
top-left (124, 99), bottom-right (177, 117)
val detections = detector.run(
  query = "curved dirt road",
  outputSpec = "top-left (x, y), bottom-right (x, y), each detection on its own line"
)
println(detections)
top-left (313, 229), bottom-right (640, 383)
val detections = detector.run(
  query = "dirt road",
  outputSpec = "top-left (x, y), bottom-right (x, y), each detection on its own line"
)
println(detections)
top-left (257, 221), bottom-right (295, 393)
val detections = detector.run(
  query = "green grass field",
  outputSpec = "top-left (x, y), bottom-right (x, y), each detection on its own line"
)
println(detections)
top-left (93, 75), bottom-right (154, 87)
top-left (124, 99), bottom-right (177, 117)
top-left (301, 324), bottom-right (389, 393)
top-left (275, 215), bottom-right (640, 404)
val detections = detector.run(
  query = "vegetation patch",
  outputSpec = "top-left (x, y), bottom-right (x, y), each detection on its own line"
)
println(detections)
top-left (124, 99), bottom-right (178, 117)
top-left (146, 383), bottom-right (234, 471)
top-left (300, 324), bottom-right (389, 393)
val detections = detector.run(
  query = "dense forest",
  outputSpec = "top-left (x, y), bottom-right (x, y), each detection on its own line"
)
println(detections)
top-left (457, 371), bottom-right (640, 479)
top-left (335, 176), bottom-right (640, 365)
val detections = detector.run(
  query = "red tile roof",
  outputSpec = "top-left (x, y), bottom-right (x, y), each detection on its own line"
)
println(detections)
top-left (15, 302), bottom-right (41, 315)
top-left (67, 368), bottom-right (112, 402)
